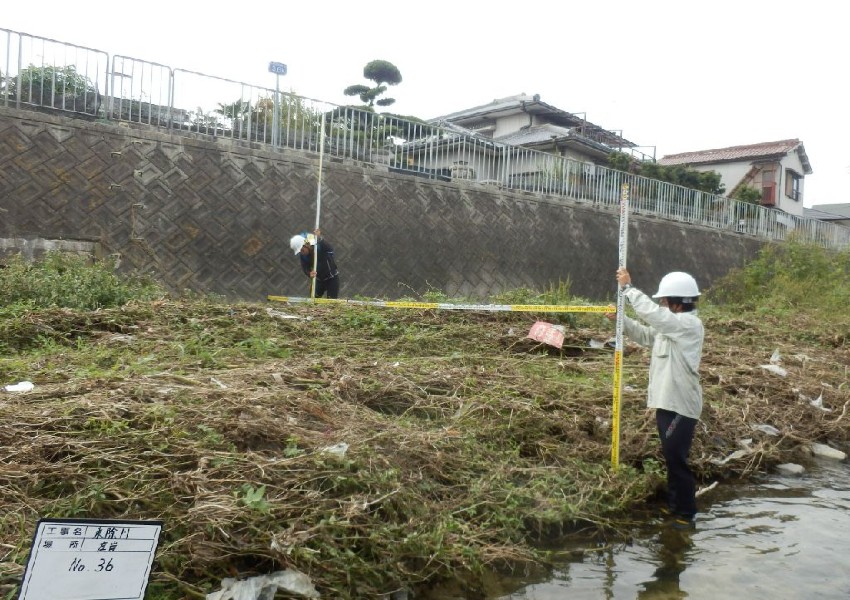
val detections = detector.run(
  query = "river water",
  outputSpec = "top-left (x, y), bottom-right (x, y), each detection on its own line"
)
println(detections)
top-left (495, 458), bottom-right (850, 600)
top-left (422, 458), bottom-right (850, 600)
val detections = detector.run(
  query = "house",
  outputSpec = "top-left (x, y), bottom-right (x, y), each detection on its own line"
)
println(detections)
top-left (804, 203), bottom-right (850, 228)
top-left (391, 93), bottom-right (647, 186)
top-left (429, 93), bottom-right (645, 164)
top-left (657, 139), bottom-right (812, 217)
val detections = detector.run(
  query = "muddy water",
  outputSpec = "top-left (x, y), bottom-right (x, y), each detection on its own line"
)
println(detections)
top-left (489, 458), bottom-right (850, 600)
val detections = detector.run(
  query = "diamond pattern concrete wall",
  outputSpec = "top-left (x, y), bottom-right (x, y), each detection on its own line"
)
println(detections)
top-left (0, 107), bottom-right (765, 302)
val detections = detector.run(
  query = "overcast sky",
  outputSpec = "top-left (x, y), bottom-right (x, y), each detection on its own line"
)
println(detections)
top-left (5, 0), bottom-right (847, 207)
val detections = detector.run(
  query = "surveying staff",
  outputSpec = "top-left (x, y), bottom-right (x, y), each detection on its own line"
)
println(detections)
top-left (613, 267), bottom-right (704, 529)
top-left (289, 229), bottom-right (340, 299)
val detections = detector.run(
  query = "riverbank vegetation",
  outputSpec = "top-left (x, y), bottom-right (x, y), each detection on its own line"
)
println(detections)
top-left (1, 242), bottom-right (848, 599)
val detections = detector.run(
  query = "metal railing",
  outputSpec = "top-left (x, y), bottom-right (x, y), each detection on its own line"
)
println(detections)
top-left (2, 27), bottom-right (848, 249)
top-left (1, 28), bottom-right (107, 116)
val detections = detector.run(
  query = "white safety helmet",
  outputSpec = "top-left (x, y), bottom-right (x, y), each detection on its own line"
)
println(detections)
top-left (289, 234), bottom-right (307, 255)
top-left (652, 272), bottom-right (700, 301)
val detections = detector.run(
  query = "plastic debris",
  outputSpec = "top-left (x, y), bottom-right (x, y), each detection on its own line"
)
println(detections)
top-left (769, 349), bottom-right (782, 364)
top-left (710, 439), bottom-right (754, 465)
top-left (759, 364), bottom-right (787, 377)
top-left (527, 321), bottom-right (565, 348)
top-left (809, 443), bottom-right (847, 461)
top-left (695, 481), bottom-right (718, 497)
top-left (710, 448), bottom-right (751, 465)
top-left (776, 463), bottom-right (805, 475)
top-left (4, 381), bottom-right (34, 393)
top-left (751, 423), bottom-right (780, 436)
top-left (321, 443), bottom-right (349, 457)
top-left (109, 333), bottom-right (135, 344)
top-left (809, 393), bottom-right (832, 412)
top-left (206, 569), bottom-right (320, 600)
top-left (588, 339), bottom-right (605, 349)
top-left (266, 308), bottom-right (312, 321)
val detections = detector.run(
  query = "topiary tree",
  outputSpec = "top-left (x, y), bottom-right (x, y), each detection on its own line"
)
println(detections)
top-left (343, 59), bottom-right (402, 109)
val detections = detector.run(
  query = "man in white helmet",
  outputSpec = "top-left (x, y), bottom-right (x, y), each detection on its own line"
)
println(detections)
top-left (614, 267), bottom-right (704, 530)
top-left (289, 229), bottom-right (340, 298)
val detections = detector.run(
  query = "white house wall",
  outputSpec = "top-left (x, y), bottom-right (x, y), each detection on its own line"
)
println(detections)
top-left (561, 148), bottom-right (591, 163)
top-left (687, 163), bottom-right (751, 196)
top-left (684, 159), bottom-right (805, 217)
top-left (421, 148), bottom-right (499, 181)
top-left (409, 133), bottom-right (602, 188)
top-left (494, 113), bottom-right (533, 138)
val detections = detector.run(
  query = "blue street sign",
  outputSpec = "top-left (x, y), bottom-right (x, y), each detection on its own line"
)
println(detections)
top-left (268, 62), bottom-right (287, 76)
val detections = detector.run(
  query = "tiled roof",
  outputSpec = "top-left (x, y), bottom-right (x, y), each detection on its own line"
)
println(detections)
top-left (806, 203), bottom-right (850, 219)
top-left (495, 124), bottom-right (573, 145)
top-left (495, 124), bottom-right (611, 159)
top-left (429, 93), bottom-right (636, 149)
top-left (659, 139), bottom-right (810, 172)
top-left (431, 94), bottom-right (540, 122)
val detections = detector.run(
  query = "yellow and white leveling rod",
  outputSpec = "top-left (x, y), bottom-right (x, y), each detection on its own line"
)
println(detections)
top-left (310, 114), bottom-right (326, 300)
top-left (267, 295), bottom-right (614, 314)
top-left (611, 182), bottom-right (630, 470)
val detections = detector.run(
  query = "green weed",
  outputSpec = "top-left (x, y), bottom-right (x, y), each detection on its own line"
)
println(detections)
top-left (238, 484), bottom-right (271, 514)
top-left (711, 239), bottom-right (850, 314)
top-left (0, 252), bottom-right (163, 310)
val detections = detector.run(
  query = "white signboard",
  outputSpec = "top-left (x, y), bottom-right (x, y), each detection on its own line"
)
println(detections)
top-left (18, 518), bottom-right (162, 600)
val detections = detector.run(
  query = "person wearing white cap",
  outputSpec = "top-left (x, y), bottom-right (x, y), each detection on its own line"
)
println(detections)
top-left (288, 229), bottom-right (340, 298)
top-left (614, 267), bottom-right (704, 530)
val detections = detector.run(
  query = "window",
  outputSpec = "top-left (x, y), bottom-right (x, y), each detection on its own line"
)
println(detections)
top-left (785, 170), bottom-right (802, 202)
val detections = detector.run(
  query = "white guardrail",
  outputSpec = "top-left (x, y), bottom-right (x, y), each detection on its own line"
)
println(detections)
top-left (2, 27), bottom-right (847, 250)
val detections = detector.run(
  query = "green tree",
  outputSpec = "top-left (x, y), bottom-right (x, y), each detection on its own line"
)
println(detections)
top-left (606, 151), bottom-right (633, 172)
top-left (6, 64), bottom-right (96, 105)
top-left (731, 185), bottom-right (763, 204)
top-left (214, 99), bottom-right (251, 125)
top-left (607, 151), bottom-right (725, 195)
top-left (344, 60), bottom-right (402, 109)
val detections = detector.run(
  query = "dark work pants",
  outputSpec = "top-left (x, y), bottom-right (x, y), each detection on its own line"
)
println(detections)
top-left (314, 275), bottom-right (340, 299)
top-left (656, 408), bottom-right (698, 519)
